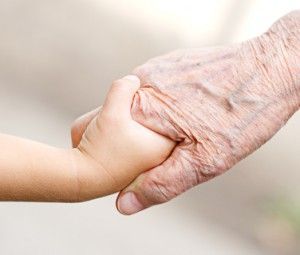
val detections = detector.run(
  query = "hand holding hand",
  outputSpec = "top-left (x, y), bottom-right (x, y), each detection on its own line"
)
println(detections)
top-left (116, 11), bottom-right (300, 214)
top-left (72, 76), bottom-right (175, 201)
top-left (72, 11), bottom-right (300, 213)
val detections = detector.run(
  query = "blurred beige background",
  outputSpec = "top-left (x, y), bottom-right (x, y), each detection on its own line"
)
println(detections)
top-left (0, 1), bottom-right (299, 254)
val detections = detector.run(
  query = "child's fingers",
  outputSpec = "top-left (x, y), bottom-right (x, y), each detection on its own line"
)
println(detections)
top-left (71, 76), bottom-right (140, 147)
top-left (102, 75), bottom-right (140, 118)
top-left (71, 107), bottom-right (102, 147)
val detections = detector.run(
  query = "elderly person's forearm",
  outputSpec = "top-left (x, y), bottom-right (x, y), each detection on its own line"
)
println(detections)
top-left (249, 10), bottom-right (300, 109)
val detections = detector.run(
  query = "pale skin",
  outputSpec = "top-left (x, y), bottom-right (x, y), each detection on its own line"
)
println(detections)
top-left (72, 11), bottom-right (300, 214)
top-left (0, 11), bottom-right (299, 214)
top-left (0, 76), bottom-right (175, 202)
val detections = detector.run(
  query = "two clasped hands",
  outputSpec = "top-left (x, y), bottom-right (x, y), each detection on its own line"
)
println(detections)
top-left (0, 12), bottom-right (299, 215)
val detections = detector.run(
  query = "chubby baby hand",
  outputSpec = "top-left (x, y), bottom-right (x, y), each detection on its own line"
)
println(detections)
top-left (71, 76), bottom-right (175, 201)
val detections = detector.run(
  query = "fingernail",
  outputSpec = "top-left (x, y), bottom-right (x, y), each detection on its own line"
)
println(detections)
top-left (117, 192), bottom-right (144, 215)
top-left (123, 75), bottom-right (140, 83)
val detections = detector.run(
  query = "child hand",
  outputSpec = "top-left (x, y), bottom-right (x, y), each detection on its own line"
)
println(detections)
top-left (72, 76), bottom-right (175, 201)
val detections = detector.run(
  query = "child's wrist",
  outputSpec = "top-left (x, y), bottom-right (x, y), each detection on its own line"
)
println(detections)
top-left (69, 148), bottom-right (112, 202)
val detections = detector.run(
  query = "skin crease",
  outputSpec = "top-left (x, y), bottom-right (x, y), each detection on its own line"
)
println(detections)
top-left (0, 76), bottom-right (175, 202)
top-left (70, 76), bottom-right (175, 201)
top-left (72, 11), bottom-right (300, 214)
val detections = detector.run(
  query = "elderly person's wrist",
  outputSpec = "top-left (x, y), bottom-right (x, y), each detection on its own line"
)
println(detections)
top-left (265, 11), bottom-right (300, 109)
top-left (241, 11), bottom-right (300, 113)
top-left (273, 11), bottom-right (300, 105)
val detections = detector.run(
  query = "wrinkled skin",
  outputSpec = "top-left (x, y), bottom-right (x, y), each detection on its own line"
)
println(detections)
top-left (72, 11), bottom-right (300, 214)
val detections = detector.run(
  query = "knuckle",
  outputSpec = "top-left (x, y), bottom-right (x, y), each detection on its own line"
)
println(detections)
top-left (191, 144), bottom-right (230, 180)
top-left (143, 177), bottom-right (179, 204)
top-left (195, 156), bottom-right (229, 181)
top-left (133, 65), bottom-right (149, 78)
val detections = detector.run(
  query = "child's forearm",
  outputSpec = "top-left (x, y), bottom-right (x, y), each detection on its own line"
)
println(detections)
top-left (0, 75), bottom-right (176, 203)
top-left (0, 134), bottom-right (78, 202)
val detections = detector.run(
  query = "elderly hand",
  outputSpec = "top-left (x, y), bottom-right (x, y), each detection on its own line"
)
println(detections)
top-left (72, 11), bottom-right (300, 214)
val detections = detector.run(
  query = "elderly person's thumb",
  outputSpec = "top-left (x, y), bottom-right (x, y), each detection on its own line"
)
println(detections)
top-left (116, 145), bottom-right (202, 215)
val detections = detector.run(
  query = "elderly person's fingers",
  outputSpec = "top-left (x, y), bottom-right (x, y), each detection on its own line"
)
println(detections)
top-left (116, 146), bottom-right (212, 215)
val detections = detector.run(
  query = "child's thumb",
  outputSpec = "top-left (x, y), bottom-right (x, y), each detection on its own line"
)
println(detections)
top-left (102, 75), bottom-right (140, 118)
